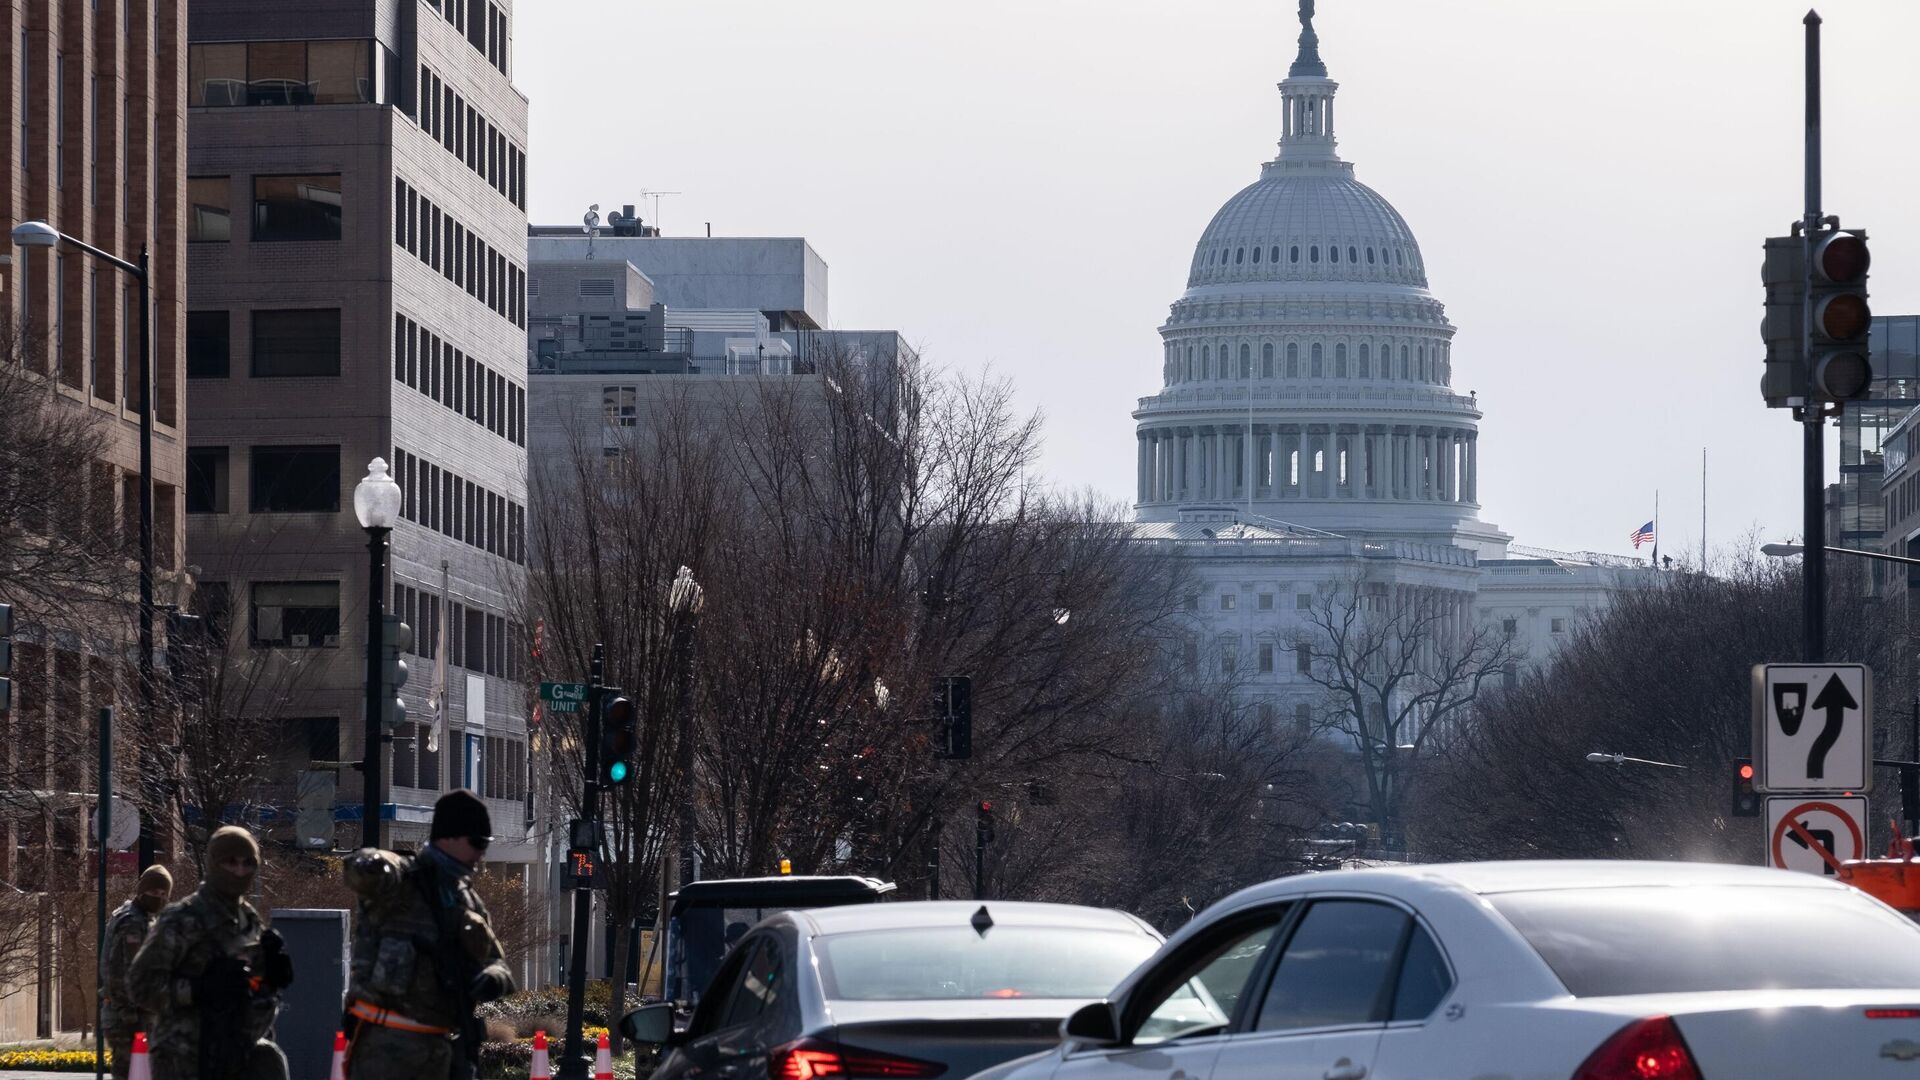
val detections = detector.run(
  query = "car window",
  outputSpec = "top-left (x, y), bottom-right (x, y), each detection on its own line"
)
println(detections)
top-left (1130, 909), bottom-right (1288, 1046)
top-left (816, 927), bottom-right (1156, 1001)
top-left (723, 937), bottom-right (783, 1028)
top-left (1389, 925), bottom-right (1451, 1022)
top-left (1255, 901), bottom-right (1408, 1033)
top-left (688, 944), bottom-right (755, 1038)
top-left (1490, 885), bottom-right (1920, 997)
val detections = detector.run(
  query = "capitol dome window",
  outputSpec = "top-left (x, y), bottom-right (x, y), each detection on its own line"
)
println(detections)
top-left (1289, 246), bottom-right (1300, 264)
top-left (1400, 345), bottom-right (1410, 379)
top-left (1329, 246), bottom-right (1340, 264)
top-left (1395, 249), bottom-right (1405, 266)
top-left (1358, 343), bottom-right (1371, 378)
top-left (1271, 246), bottom-right (1280, 263)
top-left (1251, 246), bottom-right (1261, 264)
top-left (1349, 246), bottom-right (1359, 264)
top-left (1309, 246), bottom-right (1320, 264)
top-left (1240, 343), bottom-right (1252, 377)
top-left (1262, 343), bottom-right (1274, 377)
top-left (1235, 247), bottom-right (1244, 264)
top-left (1366, 247), bottom-right (1376, 264)
top-left (1201, 345), bottom-right (1211, 378)
top-left (1286, 343), bottom-right (1299, 376)
top-left (1335, 344), bottom-right (1347, 377)
top-left (1311, 343), bottom-right (1323, 377)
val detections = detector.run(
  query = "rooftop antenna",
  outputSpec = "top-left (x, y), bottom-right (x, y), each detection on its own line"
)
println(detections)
top-left (638, 190), bottom-right (681, 233)
top-left (582, 203), bottom-right (601, 259)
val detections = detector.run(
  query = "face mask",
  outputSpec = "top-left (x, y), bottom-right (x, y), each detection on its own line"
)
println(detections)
top-left (207, 860), bottom-right (255, 900)
top-left (136, 890), bottom-right (168, 914)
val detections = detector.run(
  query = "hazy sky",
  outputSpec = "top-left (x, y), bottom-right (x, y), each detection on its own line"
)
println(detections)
top-left (515, 0), bottom-right (1920, 559)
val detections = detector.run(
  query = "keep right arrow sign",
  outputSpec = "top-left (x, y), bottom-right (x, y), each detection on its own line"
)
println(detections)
top-left (1753, 664), bottom-right (1872, 793)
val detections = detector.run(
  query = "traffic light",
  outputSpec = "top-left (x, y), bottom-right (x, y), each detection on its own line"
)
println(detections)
top-left (1807, 227), bottom-right (1872, 405)
top-left (935, 675), bottom-right (972, 760)
top-left (0, 602), bottom-right (12, 713)
top-left (1731, 757), bottom-right (1760, 818)
top-left (380, 617), bottom-right (412, 729)
top-left (1760, 235), bottom-right (1806, 409)
top-left (599, 693), bottom-right (637, 785)
top-left (976, 800), bottom-right (996, 844)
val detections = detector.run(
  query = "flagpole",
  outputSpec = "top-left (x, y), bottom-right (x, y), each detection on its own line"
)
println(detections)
top-left (1653, 489), bottom-right (1660, 566)
top-left (1701, 447), bottom-right (1708, 571)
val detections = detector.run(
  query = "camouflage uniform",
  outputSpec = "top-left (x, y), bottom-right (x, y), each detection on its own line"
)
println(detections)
top-left (343, 843), bottom-right (513, 1080)
top-left (128, 830), bottom-right (288, 1080)
top-left (102, 898), bottom-right (156, 1079)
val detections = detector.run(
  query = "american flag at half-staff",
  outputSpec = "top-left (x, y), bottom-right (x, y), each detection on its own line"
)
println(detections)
top-left (1629, 520), bottom-right (1656, 550)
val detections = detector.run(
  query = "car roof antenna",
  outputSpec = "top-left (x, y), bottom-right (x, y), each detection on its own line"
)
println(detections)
top-left (971, 905), bottom-right (994, 937)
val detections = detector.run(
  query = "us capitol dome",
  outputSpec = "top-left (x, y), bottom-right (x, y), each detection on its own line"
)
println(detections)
top-left (1132, 0), bottom-right (1509, 557)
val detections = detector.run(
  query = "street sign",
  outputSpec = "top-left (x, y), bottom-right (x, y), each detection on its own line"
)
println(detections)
top-left (1766, 795), bottom-right (1868, 877)
top-left (90, 796), bottom-right (139, 852)
top-left (540, 681), bottom-right (588, 715)
top-left (1752, 663), bottom-right (1872, 793)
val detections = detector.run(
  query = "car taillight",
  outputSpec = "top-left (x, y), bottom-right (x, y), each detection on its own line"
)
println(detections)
top-left (1572, 1016), bottom-right (1702, 1080)
top-left (771, 1039), bottom-right (947, 1080)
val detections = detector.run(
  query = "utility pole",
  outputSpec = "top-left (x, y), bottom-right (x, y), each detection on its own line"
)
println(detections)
top-left (558, 644), bottom-right (604, 1080)
top-left (1802, 9), bottom-right (1826, 664)
top-left (94, 707), bottom-right (110, 1080)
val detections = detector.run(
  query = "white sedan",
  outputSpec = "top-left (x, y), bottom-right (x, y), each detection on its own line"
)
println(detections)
top-left (979, 861), bottom-right (1920, 1080)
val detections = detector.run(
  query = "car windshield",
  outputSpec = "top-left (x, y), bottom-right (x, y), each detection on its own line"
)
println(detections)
top-left (1491, 885), bottom-right (1920, 997)
top-left (815, 926), bottom-right (1157, 1001)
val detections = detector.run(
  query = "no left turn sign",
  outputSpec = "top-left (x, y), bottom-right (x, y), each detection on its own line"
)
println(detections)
top-left (1766, 796), bottom-right (1867, 877)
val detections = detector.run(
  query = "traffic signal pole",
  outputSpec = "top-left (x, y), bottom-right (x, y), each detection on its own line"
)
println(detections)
top-left (362, 526), bottom-right (389, 849)
top-left (1802, 10), bottom-right (1826, 665)
top-left (559, 644), bottom-right (604, 1080)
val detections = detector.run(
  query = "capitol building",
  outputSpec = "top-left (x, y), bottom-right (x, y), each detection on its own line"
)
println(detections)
top-left (1132, 4), bottom-right (1652, 710)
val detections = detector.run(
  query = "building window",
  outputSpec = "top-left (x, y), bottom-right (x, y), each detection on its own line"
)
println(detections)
top-left (1358, 343), bottom-right (1370, 378)
top-left (1220, 593), bottom-right (1236, 611)
top-left (1309, 245), bottom-right (1320, 263)
top-left (1293, 702), bottom-right (1312, 732)
top-left (307, 40), bottom-right (372, 103)
top-left (1329, 244), bottom-right (1339, 264)
top-left (189, 41), bottom-right (374, 106)
top-left (185, 447), bottom-right (229, 513)
top-left (1259, 643), bottom-right (1275, 673)
top-left (1295, 645), bottom-right (1312, 673)
top-left (1289, 245), bottom-right (1300, 263)
top-left (1335, 343), bottom-right (1347, 377)
top-left (1251, 245), bottom-right (1261, 264)
top-left (252, 309), bottom-right (341, 376)
top-left (251, 581), bottom-right (340, 648)
top-left (1311, 342), bottom-right (1323, 377)
top-left (1185, 594), bottom-right (1199, 612)
top-left (1502, 618), bottom-right (1517, 636)
top-left (1502, 660), bottom-right (1519, 690)
top-left (1551, 617), bottom-right (1566, 633)
top-left (187, 176), bottom-right (231, 242)
top-left (250, 445), bottom-right (341, 513)
top-left (186, 310), bottom-right (230, 379)
top-left (253, 174), bottom-right (342, 241)
top-left (1258, 592), bottom-right (1274, 610)
top-left (1296, 593), bottom-right (1312, 610)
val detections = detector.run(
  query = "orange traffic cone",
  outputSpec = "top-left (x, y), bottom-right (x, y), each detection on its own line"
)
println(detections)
top-left (594, 1031), bottom-right (613, 1080)
top-left (329, 1031), bottom-right (348, 1080)
top-left (128, 1032), bottom-right (152, 1080)
top-left (530, 1030), bottom-right (551, 1080)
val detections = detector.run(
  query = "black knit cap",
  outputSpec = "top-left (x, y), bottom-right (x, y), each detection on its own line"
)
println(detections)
top-left (430, 789), bottom-right (492, 841)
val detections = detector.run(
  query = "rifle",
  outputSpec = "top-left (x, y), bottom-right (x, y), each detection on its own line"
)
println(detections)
top-left (408, 861), bottom-right (484, 1080)
top-left (196, 956), bottom-right (254, 1080)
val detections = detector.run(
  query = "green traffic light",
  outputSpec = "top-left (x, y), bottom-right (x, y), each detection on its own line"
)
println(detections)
top-left (608, 761), bottom-right (629, 783)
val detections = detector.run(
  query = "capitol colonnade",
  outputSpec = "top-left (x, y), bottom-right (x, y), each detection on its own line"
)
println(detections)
top-left (1136, 424), bottom-right (1479, 506)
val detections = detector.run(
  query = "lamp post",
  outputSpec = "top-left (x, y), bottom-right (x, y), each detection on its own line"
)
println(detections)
top-left (12, 221), bottom-right (155, 865)
top-left (668, 567), bottom-right (704, 887)
top-left (1584, 752), bottom-right (1688, 770)
top-left (354, 458), bottom-right (403, 849)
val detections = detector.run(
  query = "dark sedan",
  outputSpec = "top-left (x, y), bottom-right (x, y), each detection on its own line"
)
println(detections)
top-left (622, 900), bottom-right (1163, 1080)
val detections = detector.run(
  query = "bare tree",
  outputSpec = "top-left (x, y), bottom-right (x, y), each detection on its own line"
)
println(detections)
top-left (1290, 572), bottom-right (1514, 849)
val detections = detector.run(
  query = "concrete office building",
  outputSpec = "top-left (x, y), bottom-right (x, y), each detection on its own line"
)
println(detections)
top-left (0, 0), bottom-right (189, 1038)
top-left (182, 0), bottom-right (542, 979)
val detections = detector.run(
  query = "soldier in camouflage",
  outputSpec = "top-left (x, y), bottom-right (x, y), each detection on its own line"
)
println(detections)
top-left (103, 865), bottom-right (173, 1079)
top-left (344, 789), bottom-right (513, 1080)
top-left (128, 827), bottom-right (294, 1080)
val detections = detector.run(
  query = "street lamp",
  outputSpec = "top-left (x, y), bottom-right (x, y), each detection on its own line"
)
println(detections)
top-left (1585, 751), bottom-right (1688, 770)
top-left (13, 221), bottom-right (155, 864)
top-left (668, 566), bottom-right (704, 885)
top-left (354, 458), bottom-right (402, 848)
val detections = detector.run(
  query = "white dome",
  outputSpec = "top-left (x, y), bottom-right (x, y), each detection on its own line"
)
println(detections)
top-left (1187, 172), bottom-right (1427, 290)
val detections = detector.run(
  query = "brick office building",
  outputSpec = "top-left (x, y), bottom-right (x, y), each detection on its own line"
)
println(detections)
top-left (182, 0), bottom-right (537, 970)
top-left (0, 0), bottom-right (189, 1038)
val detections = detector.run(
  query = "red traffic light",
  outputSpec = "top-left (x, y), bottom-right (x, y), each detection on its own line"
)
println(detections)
top-left (978, 800), bottom-right (993, 814)
top-left (1738, 762), bottom-right (1754, 781)
top-left (1813, 231), bottom-right (1870, 283)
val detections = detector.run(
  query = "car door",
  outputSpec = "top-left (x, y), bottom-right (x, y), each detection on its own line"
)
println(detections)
top-left (1207, 899), bottom-right (1413, 1080)
top-left (678, 935), bottom-right (788, 1080)
top-left (1050, 905), bottom-right (1292, 1080)
top-left (1364, 921), bottom-right (1457, 1080)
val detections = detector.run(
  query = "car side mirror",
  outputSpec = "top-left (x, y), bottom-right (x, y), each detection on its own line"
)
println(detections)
top-left (1060, 1001), bottom-right (1120, 1047)
top-left (620, 1003), bottom-right (681, 1047)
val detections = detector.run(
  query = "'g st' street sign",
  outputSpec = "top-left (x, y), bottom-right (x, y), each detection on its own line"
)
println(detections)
top-left (540, 681), bottom-right (588, 715)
